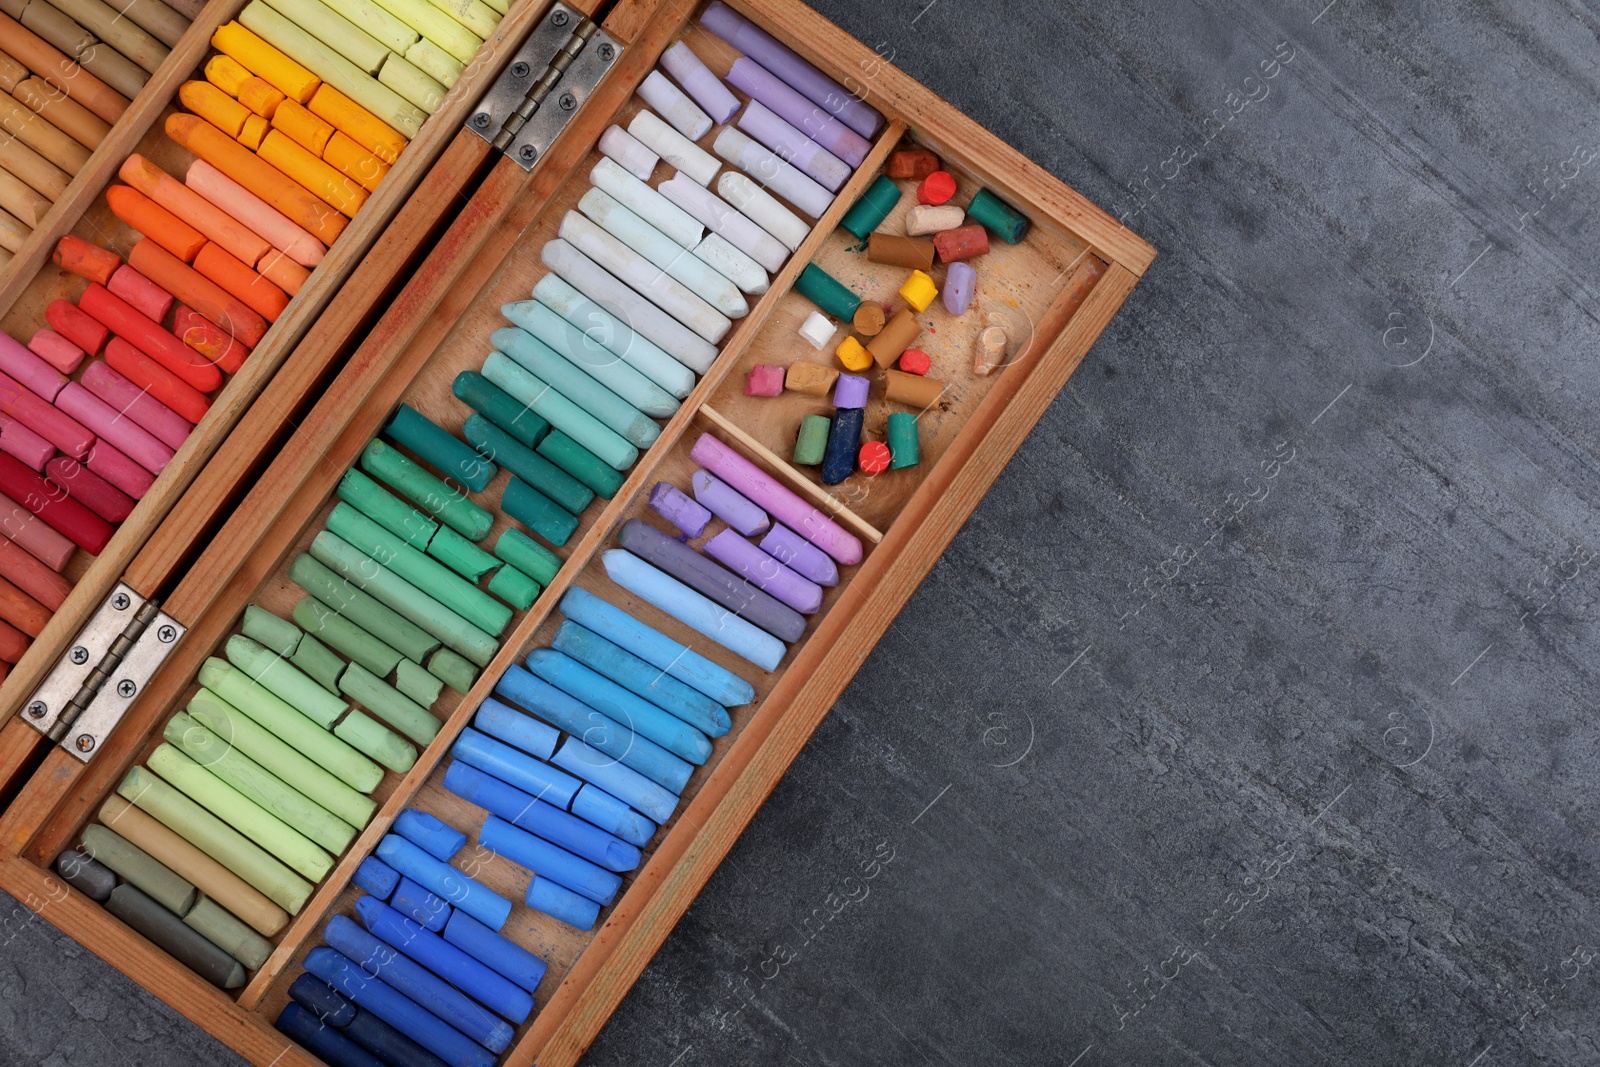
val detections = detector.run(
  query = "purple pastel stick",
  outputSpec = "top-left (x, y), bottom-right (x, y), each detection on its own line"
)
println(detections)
top-left (833, 373), bottom-right (869, 409)
top-left (760, 523), bottom-right (839, 586)
top-left (690, 433), bottom-right (862, 565)
top-left (649, 481), bottom-right (712, 537)
top-left (703, 529), bottom-right (823, 614)
top-left (944, 262), bottom-right (977, 315)
top-left (726, 59), bottom-right (870, 168)
top-left (659, 42), bottom-right (739, 124)
top-left (737, 101), bottom-right (851, 192)
top-left (700, 1), bottom-right (884, 139)
top-left (691, 468), bottom-right (769, 536)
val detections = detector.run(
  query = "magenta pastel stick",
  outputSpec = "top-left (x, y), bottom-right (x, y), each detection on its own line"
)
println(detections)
top-left (689, 434), bottom-right (862, 565)
top-left (649, 481), bottom-right (712, 538)
top-left (107, 265), bottom-right (175, 324)
top-left (690, 468), bottom-right (769, 537)
top-left (87, 439), bottom-right (154, 499)
top-left (81, 361), bottom-right (193, 451)
top-left (28, 330), bottom-right (85, 375)
top-left (46, 456), bottom-right (136, 523)
top-left (726, 59), bottom-right (870, 168)
top-left (57, 384), bottom-right (173, 476)
top-left (0, 332), bottom-right (67, 401)
top-left (703, 528), bottom-right (823, 614)
top-left (737, 101), bottom-right (851, 192)
top-left (0, 414), bottom-right (56, 472)
top-left (760, 523), bottom-right (839, 586)
top-left (658, 41), bottom-right (739, 124)
top-left (0, 370), bottom-right (93, 458)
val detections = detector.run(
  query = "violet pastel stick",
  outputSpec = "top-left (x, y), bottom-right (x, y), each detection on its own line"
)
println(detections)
top-left (616, 518), bottom-right (804, 643)
top-left (649, 481), bottom-right (711, 537)
top-left (660, 176), bottom-right (788, 274)
top-left (738, 100), bottom-right (851, 192)
top-left (725, 58), bottom-right (871, 168)
top-left (691, 468), bottom-right (768, 535)
top-left (760, 523), bottom-right (839, 586)
top-left (690, 433), bottom-right (863, 565)
top-left (704, 528), bottom-right (824, 614)
top-left (658, 40), bottom-right (738, 123)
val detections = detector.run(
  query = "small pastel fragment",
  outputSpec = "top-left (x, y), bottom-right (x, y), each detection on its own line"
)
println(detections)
top-left (835, 336), bottom-right (872, 372)
top-left (650, 481), bottom-right (712, 537)
top-left (899, 269), bottom-right (938, 312)
top-left (785, 362), bottom-right (837, 397)
top-left (793, 415), bottom-right (829, 465)
top-left (917, 171), bottom-right (956, 205)
top-left (935, 224), bottom-right (989, 263)
top-left (886, 147), bottom-right (939, 180)
top-left (858, 440), bottom-right (891, 475)
top-left (898, 348), bottom-right (931, 375)
top-left (745, 364), bottom-right (785, 396)
top-left (833, 373), bottom-right (869, 409)
top-left (905, 204), bottom-right (963, 236)
top-left (975, 325), bottom-right (1007, 376)
top-left (944, 262), bottom-right (976, 315)
top-left (852, 303), bottom-right (885, 336)
top-left (887, 412), bottom-right (919, 469)
top-left (797, 310), bottom-right (834, 349)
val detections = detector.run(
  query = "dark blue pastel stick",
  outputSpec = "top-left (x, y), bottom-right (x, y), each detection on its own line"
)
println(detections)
top-left (479, 814), bottom-right (622, 905)
top-left (552, 621), bottom-right (731, 736)
top-left (444, 760), bottom-right (641, 872)
top-left (549, 737), bottom-right (678, 824)
top-left (442, 909), bottom-right (548, 995)
top-left (474, 696), bottom-right (560, 759)
top-left (395, 810), bottom-right (467, 861)
top-left (452, 727), bottom-right (580, 808)
top-left (527, 648), bottom-right (713, 764)
top-left (527, 874), bottom-right (601, 930)
top-left (288, 972), bottom-right (356, 1026)
top-left (570, 783), bottom-right (656, 847)
top-left (821, 406), bottom-right (863, 485)
top-left (325, 914), bottom-right (513, 1053)
top-left (345, 1008), bottom-right (452, 1067)
top-left (354, 857), bottom-right (400, 899)
top-left (276, 1003), bottom-right (388, 1067)
top-left (304, 946), bottom-right (495, 1067)
top-left (391, 876), bottom-right (451, 931)
top-left (377, 834), bottom-right (511, 931)
top-left (356, 896), bottom-right (535, 1024)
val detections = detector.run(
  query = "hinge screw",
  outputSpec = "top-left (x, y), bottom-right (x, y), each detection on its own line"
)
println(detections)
top-left (511, 61), bottom-right (530, 78)
top-left (112, 593), bottom-right (130, 610)
top-left (26, 702), bottom-right (45, 719)
top-left (518, 144), bottom-right (539, 162)
top-left (471, 112), bottom-right (490, 128)
top-left (117, 679), bottom-right (137, 699)
top-left (559, 92), bottom-right (576, 111)
top-left (157, 625), bottom-right (177, 643)
top-left (551, 9), bottom-right (568, 25)
top-left (597, 43), bottom-right (614, 61)
top-left (74, 735), bottom-right (94, 753)
top-left (69, 646), bottom-right (88, 664)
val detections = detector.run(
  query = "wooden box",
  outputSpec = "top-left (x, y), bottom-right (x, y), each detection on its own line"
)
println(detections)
top-left (0, 0), bottom-right (1154, 1064)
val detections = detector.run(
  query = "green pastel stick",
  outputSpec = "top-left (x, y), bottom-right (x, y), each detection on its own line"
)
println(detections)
top-left (384, 404), bottom-right (496, 493)
top-left (242, 605), bottom-right (300, 657)
top-left (425, 0), bottom-right (497, 38)
top-left (426, 526), bottom-right (500, 581)
top-left (361, 439), bottom-right (494, 540)
top-left (343, 0), bottom-right (418, 52)
top-left (487, 564), bottom-right (538, 611)
top-left (965, 188), bottom-right (1031, 243)
top-left (255, 0), bottom-right (390, 74)
top-left (395, 659), bottom-right (443, 706)
top-left (326, 502), bottom-right (512, 636)
top-left (502, 478), bottom-right (578, 547)
top-left (310, 532), bottom-right (499, 667)
top-left (427, 648), bottom-right (477, 695)
top-left (494, 528), bottom-right (561, 586)
top-left (452, 371), bottom-right (551, 449)
top-left (464, 414), bottom-right (593, 515)
top-left (183, 896), bottom-right (273, 970)
top-left (80, 824), bottom-right (196, 916)
top-left (840, 175), bottom-right (902, 239)
top-left (292, 632), bottom-right (347, 693)
top-left (537, 431), bottom-right (624, 498)
top-left (340, 662), bottom-right (441, 745)
top-left (226, 635), bottom-right (349, 728)
top-left (339, 468), bottom-right (438, 549)
top-left (795, 263), bottom-right (861, 318)
top-left (376, 51), bottom-right (445, 114)
top-left (482, 352), bottom-right (639, 471)
top-left (369, 0), bottom-right (482, 63)
top-left (293, 597), bottom-right (405, 678)
top-left (334, 710), bottom-right (417, 773)
top-left (793, 415), bottom-right (829, 465)
top-left (490, 329), bottom-right (661, 449)
top-left (198, 657), bottom-right (384, 794)
top-left (164, 712), bottom-right (358, 855)
top-left (290, 555), bottom-right (442, 665)
top-left (187, 690), bottom-right (376, 829)
top-left (117, 766), bottom-right (314, 914)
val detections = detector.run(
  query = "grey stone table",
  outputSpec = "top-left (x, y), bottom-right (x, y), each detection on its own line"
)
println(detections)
top-left (5, 0), bottom-right (1599, 1063)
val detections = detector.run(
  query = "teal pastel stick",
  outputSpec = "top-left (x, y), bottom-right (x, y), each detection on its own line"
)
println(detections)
top-left (500, 301), bottom-right (682, 419)
top-left (601, 549), bottom-right (785, 671)
top-left (463, 415), bottom-right (592, 516)
top-left (338, 468), bottom-right (438, 550)
top-left (482, 352), bottom-right (639, 471)
top-left (452, 370), bottom-right (551, 448)
top-left (502, 478), bottom-right (579, 547)
top-left (559, 587), bottom-right (756, 706)
top-left (383, 405), bottom-right (496, 493)
top-left (552, 621), bottom-right (730, 737)
top-left (531, 275), bottom-right (696, 399)
top-left (527, 649), bottom-right (711, 764)
top-left (490, 327), bottom-right (663, 447)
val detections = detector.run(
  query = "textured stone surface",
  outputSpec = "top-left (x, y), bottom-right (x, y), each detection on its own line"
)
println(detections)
top-left (7, 1), bottom-right (1600, 1064)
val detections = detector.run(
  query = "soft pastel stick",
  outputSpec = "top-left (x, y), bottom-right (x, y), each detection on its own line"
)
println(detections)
top-left (212, 20), bottom-right (320, 102)
top-left (27, 329), bottom-right (83, 374)
top-left (184, 895), bottom-right (274, 970)
top-left (529, 275), bottom-right (695, 400)
top-left (474, 697), bottom-right (559, 759)
top-left (354, 856), bottom-right (400, 899)
top-left (626, 108), bottom-right (718, 184)
top-left (355, 896), bottom-right (534, 1025)
top-left (80, 823), bottom-right (196, 914)
top-left (713, 128), bottom-right (834, 220)
top-left (717, 171), bottom-right (809, 250)
top-left (0, 330), bottom-right (65, 398)
top-left (737, 100), bottom-right (851, 192)
top-left (376, 834), bottom-right (511, 931)
top-left (334, 708), bottom-right (418, 773)
top-left (105, 338), bottom-right (212, 425)
top-left (361, 438), bottom-right (493, 539)
top-left (501, 297), bottom-right (681, 419)
top-left (453, 371), bottom-right (551, 447)
top-left (464, 414), bottom-right (592, 516)
top-left (342, 1008), bottom-right (448, 1067)
top-left (0, 14), bottom-right (129, 125)
top-left (287, 973), bottom-right (357, 1025)
top-left (638, 69), bottom-right (711, 141)
top-left (559, 586), bottom-right (755, 706)
top-left (51, 235), bottom-right (119, 284)
top-left (554, 211), bottom-right (730, 345)
top-left (691, 433), bottom-right (863, 565)
top-left (258, 129), bottom-right (368, 219)
top-left (451, 726), bottom-right (579, 809)
top-left (394, 810), bottom-right (465, 861)
top-left (528, 644), bottom-right (712, 764)
top-left (0, 454), bottom-right (114, 553)
top-left (57, 382), bottom-right (175, 475)
top-left (442, 909), bottom-right (548, 995)
top-left (0, 368), bottom-right (92, 456)
top-left (338, 467), bottom-right (436, 548)
top-left (491, 325), bottom-right (662, 447)
top-left (274, 1004), bottom-right (378, 1067)
top-left (107, 183), bottom-right (208, 261)
top-left (549, 736), bottom-right (678, 825)
top-left (45, 299), bottom-right (107, 355)
top-left (292, 557), bottom-right (441, 665)
top-left (81, 360), bottom-right (192, 450)
top-left (648, 481), bottom-right (710, 537)
top-left (616, 519), bottom-right (803, 644)
top-left (128, 238), bottom-right (269, 356)
top-left (479, 815), bottom-right (621, 906)
top-left (443, 760), bottom-right (640, 873)
top-left (106, 885), bottom-right (247, 990)
top-left (107, 265), bottom-right (174, 323)
top-left (193, 241), bottom-right (289, 322)
top-left (658, 176), bottom-right (787, 275)
top-left (389, 876), bottom-right (449, 931)
top-left (576, 188), bottom-right (746, 319)
top-left (185, 159), bottom-right (326, 268)
top-left (690, 468), bottom-right (769, 536)
top-left (46, 456), bottom-right (134, 522)
top-left (569, 783), bottom-right (656, 847)
top-left (308, 83), bottom-right (407, 165)
top-left (726, 57), bottom-right (870, 167)
top-left (303, 946), bottom-right (496, 1067)
top-left (383, 404), bottom-right (494, 492)
top-left (526, 874), bottom-right (600, 930)
top-left (588, 156), bottom-right (703, 250)
top-left (121, 153), bottom-right (273, 267)
top-left (80, 281), bottom-right (228, 391)
top-left (657, 40), bottom-right (737, 123)
top-left (224, 634), bottom-right (347, 727)
top-left (172, 305), bottom-right (251, 374)
top-left (481, 351), bottom-right (638, 472)
top-left (0, 413), bottom-right (56, 471)
top-left (552, 620), bottom-right (729, 736)
top-left (0, 537), bottom-right (72, 609)
top-left (602, 549), bottom-right (785, 671)
top-left (705, 528), bottom-right (823, 614)
top-left (0, 488), bottom-right (76, 570)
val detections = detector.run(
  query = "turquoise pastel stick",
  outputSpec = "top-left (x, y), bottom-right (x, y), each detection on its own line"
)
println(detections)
top-left (531, 275), bottom-right (696, 399)
top-left (576, 188), bottom-right (748, 319)
top-left (559, 587), bottom-right (755, 706)
top-left (552, 620), bottom-right (730, 737)
top-left (527, 648), bottom-right (711, 764)
top-left (491, 326), bottom-right (662, 447)
top-left (601, 549), bottom-right (785, 671)
top-left (500, 302), bottom-right (681, 419)
top-left (481, 352), bottom-right (639, 472)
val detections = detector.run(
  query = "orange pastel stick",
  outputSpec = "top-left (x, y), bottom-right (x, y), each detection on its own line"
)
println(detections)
top-left (238, 114), bottom-right (269, 150)
top-left (128, 238), bottom-right (268, 350)
top-left (323, 131), bottom-right (388, 194)
top-left (0, 13), bottom-right (128, 125)
top-left (206, 55), bottom-right (285, 119)
top-left (178, 80), bottom-right (249, 138)
top-left (0, 615), bottom-right (27, 663)
top-left (0, 537), bottom-right (70, 610)
top-left (105, 337), bottom-right (211, 424)
top-left (193, 242), bottom-right (288, 322)
top-left (165, 113), bottom-right (346, 247)
top-left (119, 154), bottom-right (271, 267)
top-left (307, 84), bottom-right (405, 165)
top-left (0, 572), bottom-right (48, 636)
top-left (256, 249), bottom-right (309, 296)
top-left (52, 235), bottom-right (120, 284)
top-left (106, 185), bottom-right (208, 262)
top-left (210, 22), bottom-right (318, 104)
top-left (271, 100), bottom-right (333, 156)
top-left (172, 305), bottom-right (248, 374)
top-left (258, 131), bottom-right (367, 219)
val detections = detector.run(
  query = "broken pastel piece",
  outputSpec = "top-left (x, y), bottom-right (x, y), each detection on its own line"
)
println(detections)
top-left (793, 414), bottom-right (829, 465)
top-left (821, 407), bottom-right (864, 486)
top-left (905, 203), bottom-right (963, 236)
top-left (888, 412), bottom-right (920, 469)
top-left (966, 188), bottom-right (1031, 243)
top-left (935, 223), bottom-right (989, 263)
top-left (944, 262), bottom-right (976, 315)
top-left (745, 364), bottom-right (785, 396)
top-left (760, 523), bottom-right (840, 586)
top-left (786, 362), bottom-right (837, 396)
top-left (692, 468), bottom-right (770, 536)
top-left (833, 373), bottom-right (869, 409)
top-left (649, 481), bottom-right (712, 537)
top-left (797, 311), bottom-right (834, 349)
top-left (899, 269), bottom-right (937, 312)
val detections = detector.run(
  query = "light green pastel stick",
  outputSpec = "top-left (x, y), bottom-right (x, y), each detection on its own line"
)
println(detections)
top-left (425, 0), bottom-right (497, 38)
top-left (495, 527), bottom-right (561, 586)
top-left (80, 824), bottom-right (196, 916)
top-left (147, 744), bottom-right (335, 883)
top-left (340, 661), bottom-right (441, 745)
top-left (293, 597), bottom-right (404, 678)
top-left (406, 37), bottom-right (462, 88)
top-left (361, 439), bottom-right (494, 540)
top-left (326, 503), bottom-right (512, 636)
top-left (395, 659), bottom-right (443, 706)
top-left (257, 0), bottom-right (390, 73)
top-left (117, 766), bottom-right (314, 914)
top-left (188, 690), bottom-right (376, 829)
top-left (369, 0), bottom-right (482, 62)
top-left (310, 532), bottom-right (499, 667)
top-left (378, 53), bottom-right (445, 114)
top-left (342, 0), bottom-right (418, 51)
top-left (339, 468), bottom-right (438, 550)
top-left (487, 564), bottom-right (538, 611)
top-left (426, 527), bottom-right (499, 581)
top-left (226, 635), bottom-right (349, 728)
top-left (482, 352), bottom-right (639, 471)
top-left (198, 657), bottom-right (384, 794)
top-left (334, 710), bottom-right (417, 773)
top-left (498, 303), bottom-right (680, 419)
top-left (291, 555), bottom-right (443, 664)
top-left (292, 632), bottom-right (347, 693)
top-left (480, 0), bottom-right (505, 14)
top-left (243, 605), bottom-right (301, 657)
top-left (165, 712), bottom-right (358, 855)
top-left (428, 648), bottom-right (477, 695)
top-left (184, 896), bottom-right (273, 970)
top-left (491, 326), bottom-right (664, 445)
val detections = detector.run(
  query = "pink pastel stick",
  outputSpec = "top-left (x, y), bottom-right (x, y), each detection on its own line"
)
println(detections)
top-left (81, 361), bottom-right (193, 451)
top-left (185, 160), bottom-right (326, 268)
top-left (0, 415), bottom-right (56, 472)
top-left (107, 265), bottom-right (175, 324)
top-left (0, 371), bottom-right (93, 458)
top-left (56, 383), bottom-right (174, 476)
top-left (27, 330), bottom-right (85, 375)
top-left (87, 440), bottom-right (154, 500)
top-left (688, 432), bottom-right (863, 565)
top-left (0, 332), bottom-right (67, 401)
top-left (0, 489), bottom-right (75, 571)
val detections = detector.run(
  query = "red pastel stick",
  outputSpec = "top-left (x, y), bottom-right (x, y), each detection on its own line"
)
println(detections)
top-left (0, 453), bottom-right (115, 553)
top-left (172, 305), bottom-right (249, 374)
top-left (105, 338), bottom-right (212, 424)
top-left (0, 538), bottom-right (71, 610)
top-left (78, 284), bottom-right (223, 394)
top-left (107, 265), bottom-right (174, 323)
top-left (86, 440), bottom-right (155, 501)
top-left (46, 300), bottom-right (109, 355)
top-left (52, 235), bottom-right (121, 285)
top-left (0, 617), bottom-right (28, 663)
top-left (27, 329), bottom-right (84, 375)
top-left (46, 455), bottom-right (136, 523)
top-left (0, 489), bottom-right (76, 571)
top-left (0, 370), bottom-right (94, 458)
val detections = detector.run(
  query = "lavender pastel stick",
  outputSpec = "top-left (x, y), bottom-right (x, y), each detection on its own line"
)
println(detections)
top-left (616, 518), bottom-right (805, 642)
top-left (659, 41), bottom-right (738, 123)
top-left (649, 481), bottom-right (712, 537)
top-left (712, 128), bottom-right (834, 220)
top-left (691, 468), bottom-right (769, 536)
top-left (761, 523), bottom-right (839, 586)
top-left (700, 1), bottom-right (884, 138)
top-left (638, 70), bottom-right (712, 141)
top-left (738, 100), bottom-right (852, 192)
top-left (703, 529), bottom-right (824, 614)
top-left (689, 433), bottom-right (863, 565)
top-left (726, 59), bottom-right (870, 168)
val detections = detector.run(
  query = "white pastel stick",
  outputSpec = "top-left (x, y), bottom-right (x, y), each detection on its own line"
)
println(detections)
top-left (659, 41), bottom-right (739, 123)
top-left (693, 233), bottom-right (768, 296)
top-left (578, 188), bottom-right (747, 318)
top-left (716, 172), bottom-right (808, 251)
top-left (541, 240), bottom-right (720, 374)
top-left (558, 211), bottom-right (732, 344)
top-left (532, 275), bottom-right (697, 398)
top-left (712, 127), bottom-right (834, 219)
top-left (629, 109), bottom-right (721, 185)
top-left (590, 158), bottom-right (704, 250)
top-left (637, 70), bottom-right (712, 141)
top-left (598, 125), bottom-right (658, 180)
top-left (660, 176), bottom-right (788, 274)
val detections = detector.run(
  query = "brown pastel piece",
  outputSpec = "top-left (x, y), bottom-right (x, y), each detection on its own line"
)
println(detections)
top-left (867, 232), bottom-right (934, 271)
top-left (0, 167), bottom-right (47, 226)
top-left (0, 48), bottom-right (24, 92)
top-left (885, 147), bottom-right (939, 180)
top-left (0, 94), bottom-right (89, 171)
top-left (866, 307), bottom-right (922, 369)
top-left (852, 302), bottom-right (886, 336)
top-left (785, 361), bottom-right (838, 397)
top-left (14, 77), bottom-right (111, 150)
top-left (0, 130), bottom-right (70, 199)
top-left (935, 223), bottom-right (989, 263)
top-left (885, 367), bottom-right (946, 409)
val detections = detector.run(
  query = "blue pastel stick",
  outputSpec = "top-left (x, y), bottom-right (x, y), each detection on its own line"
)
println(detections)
top-left (452, 727), bottom-right (581, 808)
top-left (527, 649), bottom-right (712, 764)
top-left (391, 876), bottom-right (450, 932)
top-left (495, 664), bottom-right (693, 793)
top-left (552, 621), bottom-right (731, 736)
top-left (602, 549), bottom-right (786, 671)
top-left (479, 814), bottom-right (622, 905)
top-left (277, 1003), bottom-right (387, 1067)
top-left (353, 856), bottom-right (400, 899)
top-left (474, 696), bottom-right (560, 759)
top-left (549, 737), bottom-right (678, 824)
top-left (304, 946), bottom-right (496, 1067)
top-left (560, 587), bottom-right (756, 706)
top-left (345, 1009), bottom-right (452, 1067)
top-left (571, 783), bottom-right (657, 847)
top-left (326, 914), bottom-right (513, 1053)
top-left (288, 972), bottom-right (356, 1025)
top-left (527, 875), bottom-right (601, 930)
top-left (376, 835), bottom-right (512, 931)
top-left (442, 909), bottom-right (548, 994)
top-left (395, 810), bottom-right (467, 861)
top-left (444, 761), bottom-right (641, 872)
top-left (356, 896), bottom-right (535, 1025)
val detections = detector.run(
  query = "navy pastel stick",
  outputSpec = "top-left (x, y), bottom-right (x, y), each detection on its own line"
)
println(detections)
top-left (287, 972), bottom-right (356, 1026)
top-left (304, 946), bottom-right (496, 1067)
top-left (356, 896), bottom-right (536, 1024)
top-left (277, 1003), bottom-right (388, 1067)
top-left (344, 1008), bottom-right (453, 1067)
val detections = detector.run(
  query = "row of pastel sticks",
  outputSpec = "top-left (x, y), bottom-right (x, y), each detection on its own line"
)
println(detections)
top-left (1, 0), bottom-right (189, 104)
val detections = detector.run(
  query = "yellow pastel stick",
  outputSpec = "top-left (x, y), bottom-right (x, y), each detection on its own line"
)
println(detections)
top-left (179, 79), bottom-right (249, 138)
top-left (322, 130), bottom-right (387, 193)
top-left (258, 129), bottom-right (367, 218)
top-left (404, 36), bottom-right (460, 89)
top-left (368, 0), bottom-right (480, 64)
top-left (307, 83), bottom-right (405, 165)
top-left (211, 20), bottom-right (319, 104)
top-left (342, 0), bottom-right (416, 53)
top-left (424, 0), bottom-right (498, 40)
top-left (206, 56), bottom-right (288, 120)
top-left (257, 0), bottom-right (388, 76)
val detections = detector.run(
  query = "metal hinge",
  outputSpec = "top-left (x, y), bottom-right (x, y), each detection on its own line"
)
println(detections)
top-left (466, 1), bottom-right (621, 169)
top-left (22, 583), bottom-right (186, 761)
